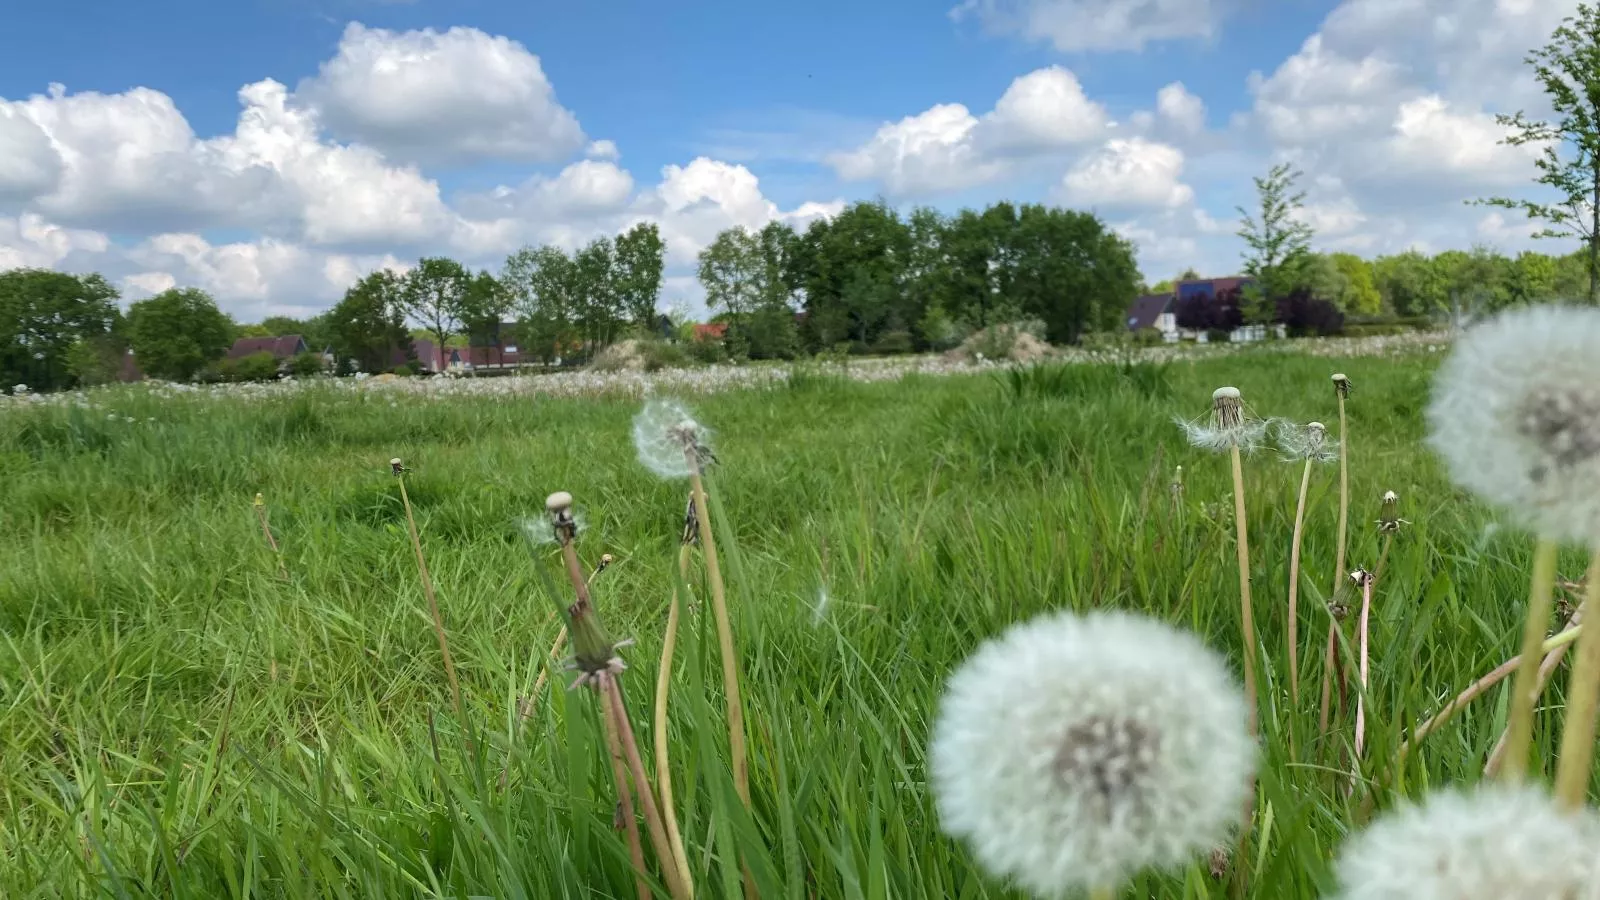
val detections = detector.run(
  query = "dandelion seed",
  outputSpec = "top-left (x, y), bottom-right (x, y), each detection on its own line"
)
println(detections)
top-left (1175, 386), bottom-right (1269, 453)
top-left (930, 610), bottom-right (1255, 897)
top-left (811, 587), bottom-right (832, 625)
top-left (1330, 784), bottom-right (1600, 900)
top-left (1426, 304), bottom-right (1600, 543)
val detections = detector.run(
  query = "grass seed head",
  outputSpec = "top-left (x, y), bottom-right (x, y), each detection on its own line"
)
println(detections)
top-left (1425, 304), bottom-right (1600, 543)
top-left (1330, 784), bottom-right (1600, 900)
top-left (930, 609), bottom-right (1255, 897)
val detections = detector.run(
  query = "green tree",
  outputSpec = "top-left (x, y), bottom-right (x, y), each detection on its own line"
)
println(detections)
top-left (260, 315), bottom-right (307, 336)
top-left (327, 270), bottom-right (411, 374)
top-left (459, 270), bottom-right (515, 367)
top-left (1329, 253), bottom-right (1383, 315)
top-left (0, 269), bottom-right (121, 391)
top-left (573, 237), bottom-right (623, 352)
top-left (1237, 163), bottom-right (1315, 322)
top-left (613, 223), bottom-right (666, 330)
top-left (401, 257), bottom-right (471, 362)
top-left (126, 287), bottom-right (234, 381)
top-left (1508, 250), bottom-right (1559, 304)
top-left (1373, 250), bottom-right (1448, 316)
top-left (1475, 3), bottom-right (1600, 303)
top-left (503, 245), bottom-right (581, 365)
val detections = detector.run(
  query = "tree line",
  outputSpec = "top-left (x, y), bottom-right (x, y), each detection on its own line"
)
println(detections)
top-left (697, 200), bottom-right (1141, 358)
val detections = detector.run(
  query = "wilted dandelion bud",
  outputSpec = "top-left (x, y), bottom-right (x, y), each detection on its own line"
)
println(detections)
top-left (1376, 490), bottom-right (1408, 533)
top-left (253, 492), bottom-right (265, 508)
top-left (1175, 386), bottom-right (1269, 453)
top-left (633, 398), bottom-right (715, 479)
top-left (1349, 567), bottom-right (1373, 589)
top-left (1332, 373), bottom-right (1352, 398)
top-left (930, 610), bottom-right (1255, 897)
top-left (1329, 785), bottom-right (1600, 899)
top-left (389, 457), bottom-right (406, 476)
top-left (1426, 305), bottom-right (1600, 543)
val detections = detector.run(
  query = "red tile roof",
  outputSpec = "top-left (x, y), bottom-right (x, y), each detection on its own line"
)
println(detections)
top-left (693, 323), bottom-right (728, 342)
top-left (227, 335), bottom-right (308, 360)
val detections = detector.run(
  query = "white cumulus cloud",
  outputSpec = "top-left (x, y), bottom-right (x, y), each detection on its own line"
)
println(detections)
top-left (295, 23), bottom-right (585, 166)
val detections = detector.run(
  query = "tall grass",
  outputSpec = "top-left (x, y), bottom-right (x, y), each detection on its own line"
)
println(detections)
top-left (0, 351), bottom-right (1589, 897)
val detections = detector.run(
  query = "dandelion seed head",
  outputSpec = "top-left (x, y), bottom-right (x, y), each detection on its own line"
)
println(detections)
top-left (1275, 419), bottom-right (1339, 463)
top-left (1331, 785), bottom-right (1600, 900)
top-left (1383, 490), bottom-right (1398, 502)
top-left (545, 491), bottom-right (574, 513)
top-left (1426, 304), bottom-right (1600, 543)
top-left (632, 398), bottom-right (714, 479)
top-left (930, 609), bottom-right (1255, 896)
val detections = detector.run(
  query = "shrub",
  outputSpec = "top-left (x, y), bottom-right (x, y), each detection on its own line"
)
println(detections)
top-left (639, 340), bottom-right (691, 372)
top-left (216, 352), bottom-right (281, 383)
top-left (287, 352), bottom-right (325, 377)
top-left (390, 365), bottom-right (414, 377)
top-left (684, 339), bottom-right (727, 365)
top-left (1342, 323), bottom-right (1410, 338)
top-left (1205, 328), bottom-right (1232, 344)
top-left (1276, 291), bottom-right (1345, 337)
top-left (871, 330), bottom-right (915, 355)
top-left (1133, 327), bottom-right (1167, 347)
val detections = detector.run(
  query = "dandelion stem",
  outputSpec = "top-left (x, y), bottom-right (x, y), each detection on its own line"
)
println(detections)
top-left (397, 472), bottom-right (463, 722)
top-left (687, 464), bottom-right (751, 810)
top-left (1397, 623), bottom-right (1585, 767)
top-left (1487, 602), bottom-right (1585, 778)
top-left (605, 672), bottom-right (693, 900)
top-left (252, 494), bottom-right (289, 581)
top-left (598, 671), bottom-right (651, 900)
top-left (1287, 458), bottom-right (1313, 710)
top-left (1501, 540), bottom-right (1560, 784)
top-left (1318, 390), bottom-right (1352, 749)
top-left (1553, 552), bottom-right (1600, 810)
top-left (654, 539), bottom-right (695, 897)
top-left (1353, 571), bottom-right (1374, 771)
top-left (1227, 443), bottom-right (1257, 897)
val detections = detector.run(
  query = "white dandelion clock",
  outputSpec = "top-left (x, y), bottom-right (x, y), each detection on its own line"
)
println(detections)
top-left (1330, 785), bottom-right (1600, 900)
top-left (1175, 386), bottom-right (1269, 453)
top-left (632, 397), bottom-right (715, 479)
top-left (1426, 304), bottom-right (1600, 543)
top-left (1276, 420), bottom-right (1339, 463)
top-left (930, 609), bottom-right (1255, 897)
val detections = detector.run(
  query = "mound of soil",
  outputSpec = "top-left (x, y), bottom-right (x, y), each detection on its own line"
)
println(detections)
top-left (944, 326), bottom-right (1054, 363)
top-left (588, 339), bottom-right (648, 372)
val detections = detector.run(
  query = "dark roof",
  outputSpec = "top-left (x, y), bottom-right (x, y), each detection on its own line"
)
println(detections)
top-left (228, 335), bottom-right (308, 360)
top-left (1176, 276), bottom-right (1254, 299)
top-left (1126, 293), bottom-right (1173, 330)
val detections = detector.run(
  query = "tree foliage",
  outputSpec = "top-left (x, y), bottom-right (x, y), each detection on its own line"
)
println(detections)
top-left (327, 270), bottom-right (411, 374)
top-left (1475, 2), bottom-right (1600, 303)
top-left (0, 268), bottom-right (122, 391)
top-left (401, 257), bottom-right (471, 360)
top-left (613, 223), bottom-right (667, 329)
top-left (125, 288), bottom-right (234, 381)
top-left (1237, 163), bottom-right (1314, 322)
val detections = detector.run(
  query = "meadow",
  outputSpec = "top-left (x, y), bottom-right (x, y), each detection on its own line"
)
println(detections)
top-left (0, 337), bottom-right (1582, 898)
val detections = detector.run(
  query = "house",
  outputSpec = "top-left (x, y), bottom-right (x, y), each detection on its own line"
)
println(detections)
top-left (1125, 293), bottom-right (1178, 342)
top-left (1126, 275), bottom-right (1282, 343)
top-left (693, 322), bottom-right (729, 342)
top-left (227, 335), bottom-right (310, 362)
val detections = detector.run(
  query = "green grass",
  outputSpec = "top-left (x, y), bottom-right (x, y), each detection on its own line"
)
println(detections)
top-left (0, 350), bottom-right (1586, 898)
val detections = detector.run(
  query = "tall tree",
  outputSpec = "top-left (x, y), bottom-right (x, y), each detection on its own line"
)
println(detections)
top-left (1372, 250), bottom-right (1448, 316)
top-left (1328, 253), bottom-right (1383, 315)
top-left (573, 237), bottom-right (622, 351)
top-left (613, 223), bottom-right (666, 330)
top-left (503, 245), bottom-right (581, 365)
top-left (1476, 3), bottom-right (1600, 303)
top-left (126, 287), bottom-right (234, 381)
top-left (459, 270), bottom-right (515, 367)
top-left (327, 270), bottom-right (411, 374)
top-left (401, 257), bottom-right (471, 366)
top-left (1237, 163), bottom-right (1315, 322)
top-left (0, 269), bottom-right (121, 391)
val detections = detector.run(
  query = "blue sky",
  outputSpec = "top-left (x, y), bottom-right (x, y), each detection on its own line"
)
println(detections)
top-left (0, 0), bottom-right (1579, 320)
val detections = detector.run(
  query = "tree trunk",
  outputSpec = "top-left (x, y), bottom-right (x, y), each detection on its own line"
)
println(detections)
top-left (1591, 171), bottom-right (1599, 305)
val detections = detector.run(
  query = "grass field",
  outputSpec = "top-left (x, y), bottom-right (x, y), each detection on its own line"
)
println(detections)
top-left (0, 341), bottom-right (1583, 898)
